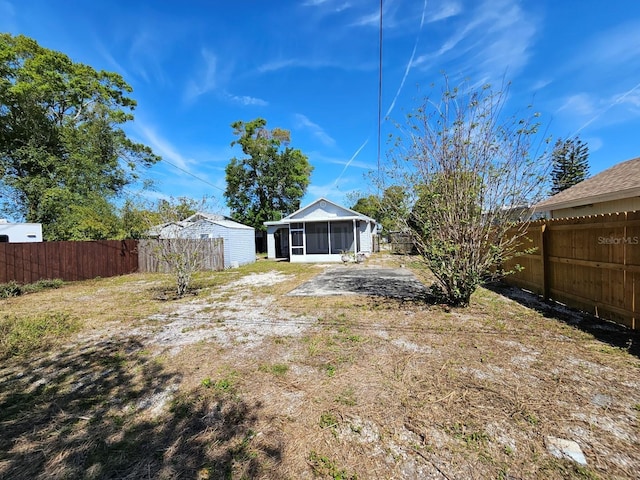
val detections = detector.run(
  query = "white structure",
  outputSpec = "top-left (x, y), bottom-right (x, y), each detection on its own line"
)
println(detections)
top-left (150, 212), bottom-right (255, 268)
top-left (264, 198), bottom-right (377, 263)
top-left (0, 220), bottom-right (43, 243)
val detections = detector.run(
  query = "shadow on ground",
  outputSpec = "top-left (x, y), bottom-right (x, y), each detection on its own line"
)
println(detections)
top-left (288, 266), bottom-right (434, 301)
top-left (0, 337), bottom-right (281, 479)
top-left (488, 282), bottom-right (640, 359)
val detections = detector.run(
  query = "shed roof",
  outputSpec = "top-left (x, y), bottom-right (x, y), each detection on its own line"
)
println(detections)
top-left (535, 156), bottom-right (640, 211)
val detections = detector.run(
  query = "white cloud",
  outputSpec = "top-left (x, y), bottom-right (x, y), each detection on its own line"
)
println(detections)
top-left (414, 0), bottom-right (538, 81)
top-left (294, 114), bottom-right (336, 147)
top-left (0, 1), bottom-right (16, 30)
top-left (427, 1), bottom-right (462, 22)
top-left (185, 49), bottom-right (218, 102)
top-left (585, 21), bottom-right (640, 67)
top-left (557, 93), bottom-right (597, 117)
top-left (134, 122), bottom-right (192, 171)
top-left (225, 93), bottom-right (268, 107)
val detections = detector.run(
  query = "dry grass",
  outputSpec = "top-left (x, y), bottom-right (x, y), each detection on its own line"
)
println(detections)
top-left (1, 253), bottom-right (639, 479)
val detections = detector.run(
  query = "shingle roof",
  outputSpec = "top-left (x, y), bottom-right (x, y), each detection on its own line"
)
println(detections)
top-left (535, 156), bottom-right (640, 211)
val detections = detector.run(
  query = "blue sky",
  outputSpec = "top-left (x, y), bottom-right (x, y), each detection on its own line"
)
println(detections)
top-left (2, 0), bottom-right (640, 214)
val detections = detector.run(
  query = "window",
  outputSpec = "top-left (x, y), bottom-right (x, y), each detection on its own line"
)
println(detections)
top-left (330, 221), bottom-right (354, 253)
top-left (0, 235), bottom-right (8, 243)
top-left (306, 222), bottom-right (329, 254)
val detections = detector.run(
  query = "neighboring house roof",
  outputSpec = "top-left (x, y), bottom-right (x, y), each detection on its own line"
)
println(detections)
top-left (534, 156), bottom-right (640, 211)
top-left (264, 198), bottom-right (376, 225)
top-left (149, 212), bottom-right (254, 237)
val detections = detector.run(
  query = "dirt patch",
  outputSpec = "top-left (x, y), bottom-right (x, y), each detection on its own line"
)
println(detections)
top-left (1, 256), bottom-right (639, 479)
top-left (288, 265), bottom-right (431, 300)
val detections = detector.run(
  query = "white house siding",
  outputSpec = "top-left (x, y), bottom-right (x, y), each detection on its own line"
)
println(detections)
top-left (358, 220), bottom-right (372, 252)
top-left (551, 197), bottom-right (640, 218)
top-left (289, 201), bottom-right (345, 220)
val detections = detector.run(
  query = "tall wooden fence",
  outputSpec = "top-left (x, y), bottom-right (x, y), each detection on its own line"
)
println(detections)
top-left (0, 240), bottom-right (138, 283)
top-left (137, 238), bottom-right (224, 273)
top-left (503, 212), bottom-right (640, 330)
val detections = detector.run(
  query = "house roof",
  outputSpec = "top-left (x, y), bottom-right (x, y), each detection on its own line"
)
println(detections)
top-left (149, 212), bottom-right (253, 236)
top-left (534, 156), bottom-right (640, 211)
top-left (264, 197), bottom-right (376, 226)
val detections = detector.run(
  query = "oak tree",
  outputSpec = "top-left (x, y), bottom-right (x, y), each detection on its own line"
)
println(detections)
top-left (0, 34), bottom-right (159, 239)
top-left (224, 118), bottom-right (312, 230)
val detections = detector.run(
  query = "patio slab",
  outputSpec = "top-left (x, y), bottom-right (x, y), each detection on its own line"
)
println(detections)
top-left (287, 266), bottom-right (430, 300)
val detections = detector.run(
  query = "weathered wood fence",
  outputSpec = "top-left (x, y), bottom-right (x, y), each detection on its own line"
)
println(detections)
top-left (503, 212), bottom-right (640, 330)
top-left (0, 240), bottom-right (138, 283)
top-left (0, 238), bottom-right (225, 284)
top-left (137, 238), bottom-right (224, 273)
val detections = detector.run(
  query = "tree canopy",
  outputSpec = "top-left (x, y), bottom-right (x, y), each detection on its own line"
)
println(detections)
top-left (0, 34), bottom-right (159, 239)
top-left (550, 137), bottom-right (589, 195)
top-left (224, 118), bottom-right (312, 230)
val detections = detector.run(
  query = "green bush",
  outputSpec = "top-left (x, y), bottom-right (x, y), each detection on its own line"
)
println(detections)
top-left (0, 281), bottom-right (22, 298)
top-left (0, 278), bottom-right (64, 298)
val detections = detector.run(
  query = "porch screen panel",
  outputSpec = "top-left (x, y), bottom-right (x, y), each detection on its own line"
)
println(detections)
top-left (330, 221), bottom-right (354, 253)
top-left (306, 222), bottom-right (329, 254)
top-left (291, 225), bottom-right (304, 256)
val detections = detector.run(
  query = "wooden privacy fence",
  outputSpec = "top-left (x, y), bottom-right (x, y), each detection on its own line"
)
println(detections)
top-left (502, 211), bottom-right (640, 330)
top-left (0, 240), bottom-right (138, 284)
top-left (137, 238), bottom-right (224, 273)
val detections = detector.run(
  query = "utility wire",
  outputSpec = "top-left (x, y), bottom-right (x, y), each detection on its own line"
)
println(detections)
top-left (377, 0), bottom-right (384, 189)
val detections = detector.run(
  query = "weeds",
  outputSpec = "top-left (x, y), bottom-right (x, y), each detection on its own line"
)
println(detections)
top-left (0, 278), bottom-right (64, 298)
top-left (308, 451), bottom-right (357, 480)
top-left (258, 363), bottom-right (289, 376)
top-left (0, 312), bottom-right (80, 359)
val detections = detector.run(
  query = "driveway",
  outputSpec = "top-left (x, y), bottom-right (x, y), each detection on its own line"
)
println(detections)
top-left (287, 265), bottom-right (430, 300)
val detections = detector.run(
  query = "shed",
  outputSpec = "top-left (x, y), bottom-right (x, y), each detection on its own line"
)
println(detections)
top-left (150, 212), bottom-right (255, 268)
top-left (264, 198), bottom-right (378, 263)
top-left (0, 220), bottom-right (43, 243)
top-left (535, 156), bottom-right (640, 218)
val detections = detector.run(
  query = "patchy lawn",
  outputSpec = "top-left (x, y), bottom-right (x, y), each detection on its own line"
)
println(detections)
top-left (1, 254), bottom-right (639, 479)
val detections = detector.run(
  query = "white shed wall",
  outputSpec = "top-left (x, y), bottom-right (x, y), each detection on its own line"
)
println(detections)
top-left (0, 223), bottom-right (43, 243)
top-left (179, 220), bottom-right (255, 268)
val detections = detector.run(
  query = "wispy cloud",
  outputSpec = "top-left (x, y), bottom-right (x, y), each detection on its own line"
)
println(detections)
top-left (185, 49), bottom-right (218, 102)
top-left (333, 138), bottom-right (369, 186)
top-left (294, 114), bottom-right (336, 147)
top-left (385, 0), bottom-right (427, 118)
top-left (582, 21), bottom-right (640, 67)
top-left (0, 0), bottom-right (16, 30)
top-left (427, 2), bottom-right (462, 23)
top-left (95, 40), bottom-right (132, 80)
top-left (134, 121), bottom-right (192, 171)
top-left (256, 57), bottom-right (369, 74)
top-left (413, 0), bottom-right (538, 82)
top-left (225, 92), bottom-right (268, 107)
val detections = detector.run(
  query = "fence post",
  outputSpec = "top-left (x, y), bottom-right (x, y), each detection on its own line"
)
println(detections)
top-left (540, 223), bottom-right (550, 300)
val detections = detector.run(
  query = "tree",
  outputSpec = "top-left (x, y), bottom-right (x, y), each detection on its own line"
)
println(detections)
top-left (135, 197), bottom-right (215, 297)
top-left (384, 79), bottom-right (550, 306)
top-left (224, 118), bottom-right (313, 230)
top-left (350, 186), bottom-right (408, 235)
top-left (0, 34), bottom-right (159, 239)
top-left (550, 137), bottom-right (589, 195)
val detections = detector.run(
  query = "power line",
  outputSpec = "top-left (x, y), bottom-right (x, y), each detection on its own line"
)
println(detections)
top-left (377, 0), bottom-right (384, 189)
top-left (158, 157), bottom-right (226, 193)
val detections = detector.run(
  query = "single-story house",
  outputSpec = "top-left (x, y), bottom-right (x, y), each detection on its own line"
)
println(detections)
top-left (535, 156), bottom-right (640, 218)
top-left (0, 220), bottom-right (43, 243)
top-left (264, 198), bottom-right (378, 263)
top-left (149, 212), bottom-right (255, 268)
